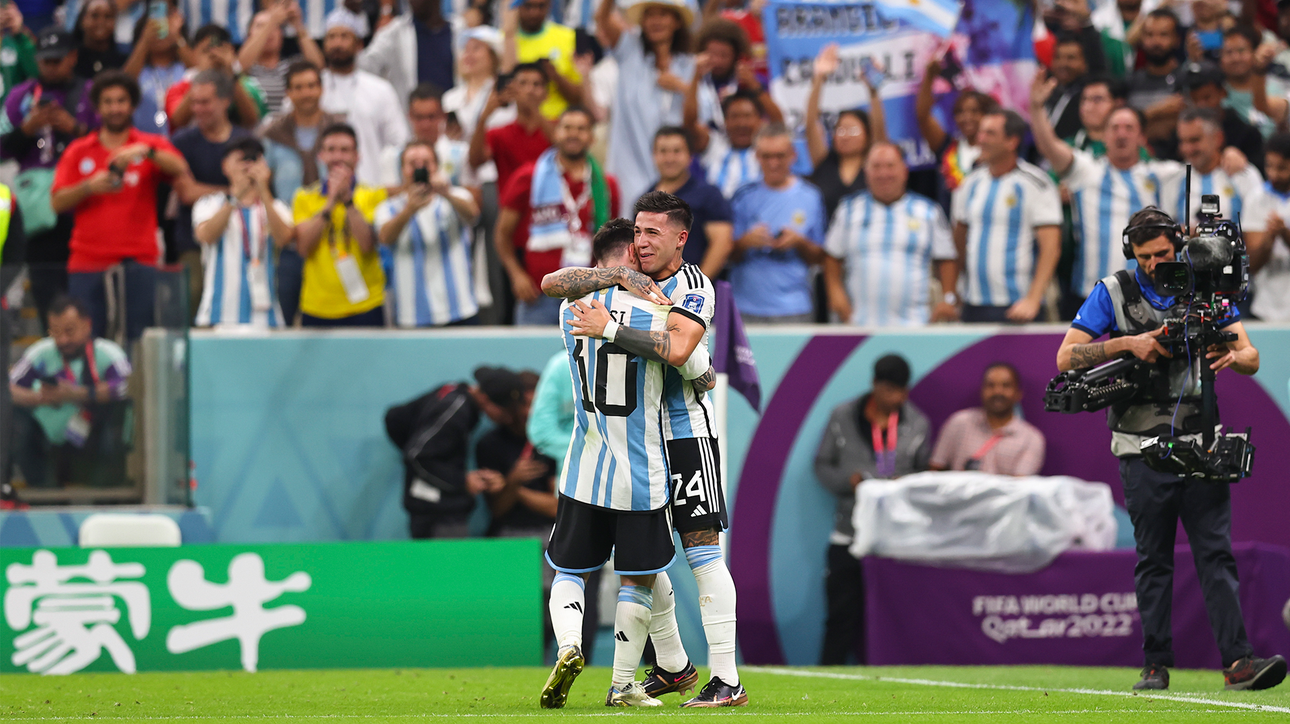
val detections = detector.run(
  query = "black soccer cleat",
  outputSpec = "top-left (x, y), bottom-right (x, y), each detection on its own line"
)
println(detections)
top-left (1224, 655), bottom-right (1287, 691)
top-left (539, 645), bottom-right (584, 709)
top-left (641, 661), bottom-right (700, 698)
top-left (1133, 664), bottom-right (1169, 691)
top-left (681, 676), bottom-right (748, 707)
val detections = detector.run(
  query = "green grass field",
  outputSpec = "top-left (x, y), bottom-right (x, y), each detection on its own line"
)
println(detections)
top-left (2, 665), bottom-right (1288, 723)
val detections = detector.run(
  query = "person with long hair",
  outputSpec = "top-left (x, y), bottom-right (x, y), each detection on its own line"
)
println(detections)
top-left (915, 54), bottom-right (997, 204)
top-left (71, 0), bottom-right (125, 78)
top-left (805, 43), bottom-right (887, 220)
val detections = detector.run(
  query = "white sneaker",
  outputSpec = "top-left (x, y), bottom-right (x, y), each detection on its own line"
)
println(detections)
top-left (606, 682), bottom-right (663, 707)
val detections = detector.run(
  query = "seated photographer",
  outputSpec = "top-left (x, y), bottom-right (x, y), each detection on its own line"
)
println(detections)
top-left (929, 363), bottom-right (1045, 476)
top-left (1055, 206), bottom-right (1285, 693)
top-left (7, 296), bottom-right (132, 489)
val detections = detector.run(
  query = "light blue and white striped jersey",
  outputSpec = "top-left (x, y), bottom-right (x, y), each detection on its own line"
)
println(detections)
top-left (559, 287), bottom-right (672, 512)
top-left (1171, 164), bottom-right (1264, 233)
top-left (658, 263), bottom-right (718, 441)
top-left (825, 191), bottom-right (956, 326)
top-left (951, 160), bottom-right (1063, 306)
top-left (180, 0), bottom-right (257, 44)
top-left (299, 0), bottom-right (341, 39)
top-left (1062, 150), bottom-right (1187, 298)
top-left (560, 0), bottom-right (597, 31)
top-left (374, 189), bottom-right (478, 327)
top-left (703, 136), bottom-right (761, 200)
top-left (193, 194), bottom-right (288, 329)
top-left (1243, 183), bottom-right (1289, 321)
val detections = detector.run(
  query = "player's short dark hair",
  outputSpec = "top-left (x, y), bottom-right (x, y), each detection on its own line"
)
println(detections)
top-left (592, 218), bottom-right (635, 264)
top-left (193, 23), bottom-right (232, 48)
top-left (559, 105), bottom-right (595, 125)
top-left (653, 125), bottom-right (694, 155)
top-left (409, 83), bottom-right (444, 106)
top-left (695, 17), bottom-right (749, 60)
top-left (1081, 73), bottom-right (1115, 99)
top-left (1266, 131), bottom-right (1290, 159)
top-left (986, 109), bottom-right (1028, 142)
top-left (222, 136), bottom-right (265, 160)
top-left (320, 122), bottom-right (358, 146)
top-left (983, 361), bottom-right (1021, 386)
top-left (721, 88), bottom-right (762, 117)
top-left (90, 69), bottom-right (140, 108)
top-left (1144, 7), bottom-right (1180, 36)
top-left (1126, 206), bottom-right (1178, 247)
top-left (512, 62), bottom-right (546, 81)
top-left (1224, 23), bottom-right (1261, 49)
top-left (634, 191), bottom-right (693, 233)
top-left (1053, 32), bottom-right (1087, 55)
top-left (285, 59), bottom-right (321, 87)
top-left (873, 354), bottom-right (912, 389)
top-left (47, 294), bottom-right (91, 320)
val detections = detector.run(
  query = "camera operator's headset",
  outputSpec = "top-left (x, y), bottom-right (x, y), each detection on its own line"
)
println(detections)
top-left (1121, 206), bottom-right (1185, 260)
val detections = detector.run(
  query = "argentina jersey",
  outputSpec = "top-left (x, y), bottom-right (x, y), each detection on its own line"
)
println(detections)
top-left (658, 264), bottom-right (718, 441)
top-left (951, 160), bottom-right (1063, 306)
top-left (704, 136), bottom-right (761, 199)
top-left (560, 287), bottom-right (672, 512)
top-left (1064, 151), bottom-right (1186, 298)
top-left (825, 191), bottom-right (955, 326)
top-left (375, 191), bottom-right (479, 327)
top-left (193, 194), bottom-right (288, 329)
top-left (1172, 165), bottom-right (1264, 232)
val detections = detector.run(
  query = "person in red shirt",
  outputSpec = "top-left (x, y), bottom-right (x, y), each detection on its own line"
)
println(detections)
top-left (496, 106), bottom-right (618, 325)
top-left (51, 70), bottom-right (193, 342)
top-left (468, 62), bottom-right (551, 196)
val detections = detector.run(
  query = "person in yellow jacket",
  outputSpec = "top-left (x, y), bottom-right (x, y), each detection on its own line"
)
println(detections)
top-left (292, 123), bottom-right (387, 326)
top-left (0, 183), bottom-right (27, 281)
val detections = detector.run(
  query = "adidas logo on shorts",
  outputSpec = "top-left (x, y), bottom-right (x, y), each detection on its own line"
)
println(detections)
top-left (691, 505), bottom-right (707, 517)
top-left (615, 631), bottom-right (630, 642)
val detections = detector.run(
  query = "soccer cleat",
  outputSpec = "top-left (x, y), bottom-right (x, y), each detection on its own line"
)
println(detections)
top-left (539, 645), bottom-right (584, 709)
top-left (641, 661), bottom-right (700, 698)
top-left (1224, 655), bottom-right (1287, 691)
top-left (681, 676), bottom-right (748, 707)
top-left (605, 682), bottom-right (663, 707)
top-left (1133, 665), bottom-right (1169, 690)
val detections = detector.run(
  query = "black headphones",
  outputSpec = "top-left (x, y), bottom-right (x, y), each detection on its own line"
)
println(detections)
top-left (1120, 205), bottom-right (1185, 261)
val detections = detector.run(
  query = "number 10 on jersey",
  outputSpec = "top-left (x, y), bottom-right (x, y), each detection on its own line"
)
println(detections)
top-left (572, 338), bottom-right (638, 417)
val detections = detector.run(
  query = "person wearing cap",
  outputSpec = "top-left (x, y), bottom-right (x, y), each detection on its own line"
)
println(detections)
top-left (2, 26), bottom-right (98, 325)
top-left (813, 353), bottom-right (931, 665)
top-left (595, 0), bottom-right (698, 214)
top-left (503, 0), bottom-right (583, 120)
top-left (192, 137), bottom-right (295, 328)
top-left (317, 9), bottom-right (409, 187)
top-left (359, 0), bottom-right (454, 110)
top-left (444, 26), bottom-right (513, 187)
top-left (50, 70), bottom-right (193, 342)
top-left (383, 366), bottom-right (533, 539)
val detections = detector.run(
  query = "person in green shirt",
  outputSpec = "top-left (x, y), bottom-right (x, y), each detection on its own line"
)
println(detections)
top-left (0, 3), bottom-right (38, 105)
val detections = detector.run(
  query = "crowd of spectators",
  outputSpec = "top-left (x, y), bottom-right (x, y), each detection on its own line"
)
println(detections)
top-left (4, 0), bottom-right (1290, 341)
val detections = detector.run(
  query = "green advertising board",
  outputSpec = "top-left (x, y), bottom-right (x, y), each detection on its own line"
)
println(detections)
top-left (0, 539), bottom-right (543, 674)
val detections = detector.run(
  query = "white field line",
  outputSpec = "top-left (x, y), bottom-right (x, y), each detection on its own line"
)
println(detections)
top-left (0, 711), bottom-right (1262, 721)
top-left (754, 666), bottom-right (1290, 715)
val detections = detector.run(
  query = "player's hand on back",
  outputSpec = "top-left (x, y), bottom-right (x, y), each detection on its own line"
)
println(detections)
top-left (617, 267), bottom-right (671, 305)
top-left (568, 299), bottom-right (612, 338)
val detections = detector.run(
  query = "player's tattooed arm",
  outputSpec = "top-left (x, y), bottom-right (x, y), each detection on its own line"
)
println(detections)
top-left (1068, 342), bottom-right (1109, 369)
top-left (693, 366), bottom-right (717, 392)
top-left (681, 528), bottom-right (721, 548)
top-left (541, 266), bottom-right (672, 305)
top-left (613, 323), bottom-right (677, 366)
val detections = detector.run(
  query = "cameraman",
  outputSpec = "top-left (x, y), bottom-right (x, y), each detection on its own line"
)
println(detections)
top-left (1055, 206), bottom-right (1285, 692)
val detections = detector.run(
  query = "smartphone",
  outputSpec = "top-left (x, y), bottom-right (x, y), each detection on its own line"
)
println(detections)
top-left (495, 71), bottom-right (513, 94)
top-left (860, 57), bottom-right (886, 89)
top-left (413, 167), bottom-right (429, 185)
top-left (938, 49), bottom-right (964, 83)
top-left (149, 0), bottom-right (168, 38)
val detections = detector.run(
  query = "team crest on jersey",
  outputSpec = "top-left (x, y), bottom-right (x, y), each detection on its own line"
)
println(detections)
top-left (681, 293), bottom-right (704, 314)
top-left (1224, 186), bottom-right (1234, 197)
top-left (1143, 179), bottom-right (1157, 193)
top-left (908, 218), bottom-right (922, 232)
top-left (79, 158), bottom-right (95, 174)
top-left (1005, 195), bottom-right (1017, 208)
top-left (792, 210), bottom-right (806, 226)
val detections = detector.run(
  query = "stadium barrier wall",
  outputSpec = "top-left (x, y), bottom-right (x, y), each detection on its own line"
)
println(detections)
top-left (0, 539), bottom-right (543, 674)
top-left (189, 325), bottom-right (1290, 666)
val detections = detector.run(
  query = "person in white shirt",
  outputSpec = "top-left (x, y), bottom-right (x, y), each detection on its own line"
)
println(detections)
top-left (379, 84), bottom-right (467, 189)
top-left (1243, 131), bottom-right (1290, 321)
top-left (192, 138), bottom-right (296, 328)
top-left (317, 10), bottom-right (410, 187)
top-left (1174, 107), bottom-right (1264, 232)
top-left (823, 143), bottom-right (956, 327)
top-left (947, 109), bottom-right (1063, 323)
top-left (375, 140), bottom-right (482, 326)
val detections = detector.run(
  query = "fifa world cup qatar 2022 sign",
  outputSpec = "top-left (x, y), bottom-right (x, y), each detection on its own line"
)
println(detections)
top-left (1, 540), bottom-right (543, 674)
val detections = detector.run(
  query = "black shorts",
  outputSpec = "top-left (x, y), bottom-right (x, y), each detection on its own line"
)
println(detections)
top-left (546, 495), bottom-right (676, 575)
top-left (667, 437), bottom-right (728, 534)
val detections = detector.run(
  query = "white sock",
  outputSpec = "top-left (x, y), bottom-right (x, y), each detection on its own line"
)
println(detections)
top-left (611, 583), bottom-right (653, 687)
top-left (687, 545), bottom-right (739, 686)
top-left (549, 572), bottom-right (585, 651)
top-left (648, 571), bottom-right (688, 672)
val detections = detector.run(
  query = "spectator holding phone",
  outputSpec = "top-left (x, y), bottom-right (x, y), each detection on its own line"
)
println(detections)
top-left (806, 43), bottom-right (887, 221)
top-left (122, 5), bottom-right (189, 136)
top-left (1, 26), bottom-right (97, 323)
top-left (468, 62), bottom-right (551, 198)
top-left (238, 1), bottom-right (325, 115)
top-left (375, 139), bottom-right (482, 327)
top-left (165, 25), bottom-right (268, 131)
top-left (50, 70), bottom-right (192, 343)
